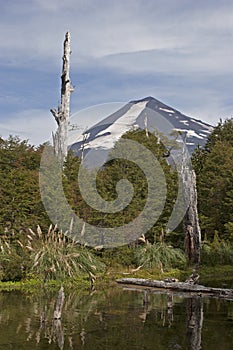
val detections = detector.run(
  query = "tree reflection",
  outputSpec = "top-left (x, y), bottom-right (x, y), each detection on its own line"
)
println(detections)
top-left (0, 288), bottom-right (232, 349)
top-left (167, 292), bottom-right (174, 327)
top-left (186, 297), bottom-right (203, 350)
top-left (53, 319), bottom-right (64, 350)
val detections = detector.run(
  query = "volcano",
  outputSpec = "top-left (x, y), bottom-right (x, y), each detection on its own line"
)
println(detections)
top-left (69, 96), bottom-right (213, 166)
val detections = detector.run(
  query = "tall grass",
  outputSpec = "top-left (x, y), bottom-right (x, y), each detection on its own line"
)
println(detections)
top-left (134, 234), bottom-right (187, 271)
top-left (0, 225), bottom-right (105, 283)
top-left (26, 225), bottom-right (105, 282)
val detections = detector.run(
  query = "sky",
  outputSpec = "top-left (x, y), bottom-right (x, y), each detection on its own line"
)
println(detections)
top-left (1, 0), bottom-right (233, 145)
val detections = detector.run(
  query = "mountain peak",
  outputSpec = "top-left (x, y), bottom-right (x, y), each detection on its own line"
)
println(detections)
top-left (130, 96), bottom-right (155, 103)
top-left (69, 96), bottom-right (213, 166)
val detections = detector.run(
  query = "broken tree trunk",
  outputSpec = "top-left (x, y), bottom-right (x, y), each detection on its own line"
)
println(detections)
top-left (116, 278), bottom-right (233, 300)
top-left (183, 169), bottom-right (201, 265)
top-left (51, 32), bottom-right (74, 162)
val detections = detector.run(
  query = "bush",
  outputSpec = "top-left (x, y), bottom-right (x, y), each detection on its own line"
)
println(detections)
top-left (27, 225), bottom-right (105, 282)
top-left (134, 241), bottom-right (187, 271)
top-left (201, 234), bottom-right (233, 266)
top-left (0, 238), bottom-right (29, 281)
top-left (0, 254), bottom-right (24, 281)
top-left (100, 245), bottom-right (137, 267)
top-left (0, 225), bottom-right (106, 283)
top-left (224, 222), bottom-right (233, 242)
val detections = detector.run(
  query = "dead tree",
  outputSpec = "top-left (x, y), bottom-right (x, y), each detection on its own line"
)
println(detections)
top-left (116, 278), bottom-right (233, 299)
top-left (181, 134), bottom-right (201, 266)
top-left (182, 168), bottom-right (201, 265)
top-left (51, 32), bottom-right (74, 162)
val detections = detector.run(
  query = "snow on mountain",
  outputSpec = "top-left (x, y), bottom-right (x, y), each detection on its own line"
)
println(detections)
top-left (69, 96), bottom-right (213, 166)
top-left (84, 101), bottom-right (147, 150)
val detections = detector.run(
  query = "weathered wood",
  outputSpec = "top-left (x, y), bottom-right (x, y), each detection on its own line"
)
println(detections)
top-left (54, 286), bottom-right (65, 319)
top-left (51, 32), bottom-right (74, 162)
top-left (183, 169), bottom-right (201, 265)
top-left (179, 134), bottom-right (201, 265)
top-left (116, 278), bottom-right (233, 299)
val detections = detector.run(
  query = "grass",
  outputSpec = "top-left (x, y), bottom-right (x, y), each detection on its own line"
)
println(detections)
top-left (0, 225), bottom-right (106, 284)
top-left (134, 239), bottom-right (187, 271)
top-left (0, 263), bottom-right (232, 292)
top-left (27, 225), bottom-right (106, 283)
top-left (1, 227), bottom-right (233, 291)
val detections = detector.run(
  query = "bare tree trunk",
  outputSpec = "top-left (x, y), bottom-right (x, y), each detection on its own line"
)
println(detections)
top-left (183, 169), bottom-right (201, 265)
top-left (51, 32), bottom-right (74, 162)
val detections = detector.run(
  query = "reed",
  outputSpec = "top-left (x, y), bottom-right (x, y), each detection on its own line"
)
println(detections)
top-left (25, 225), bottom-right (105, 283)
top-left (135, 234), bottom-right (187, 271)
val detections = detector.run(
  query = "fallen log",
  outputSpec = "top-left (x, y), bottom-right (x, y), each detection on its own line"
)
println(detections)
top-left (116, 278), bottom-right (233, 300)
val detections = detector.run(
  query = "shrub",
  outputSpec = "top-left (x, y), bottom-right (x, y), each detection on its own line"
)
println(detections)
top-left (0, 237), bottom-right (29, 281)
top-left (100, 245), bottom-right (137, 267)
top-left (134, 240), bottom-right (187, 271)
top-left (201, 233), bottom-right (233, 266)
top-left (27, 225), bottom-right (105, 282)
top-left (224, 222), bottom-right (233, 242)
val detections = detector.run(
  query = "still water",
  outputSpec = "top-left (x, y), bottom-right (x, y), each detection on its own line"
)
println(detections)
top-left (0, 286), bottom-right (232, 350)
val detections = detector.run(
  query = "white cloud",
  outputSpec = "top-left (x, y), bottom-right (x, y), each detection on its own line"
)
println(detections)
top-left (97, 44), bottom-right (233, 75)
top-left (0, 103), bottom-right (126, 146)
top-left (0, 0), bottom-right (233, 140)
top-left (1, 0), bottom-right (233, 75)
top-left (0, 109), bottom-right (56, 145)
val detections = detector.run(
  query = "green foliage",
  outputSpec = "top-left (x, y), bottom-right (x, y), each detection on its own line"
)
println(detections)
top-left (0, 131), bottom-right (180, 248)
top-left (100, 245), bottom-right (137, 267)
top-left (64, 130), bottom-right (179, 244)
top-left (26, 225), bottom-right (105, 282)
top-left (0, 136), bottom-right (50, 232)
top-left (224, 222), bottom-right (233, 240)
top-left (201, 233), bottom-right (233, 266)
top-left (2, 120), bottom-right (233, 278)
top-left (0, 253), bottom-right (24, 282)
top-left (0, 231), bottom-right (30, 281)
top-left (205, 118), bottom-right (233, 149)
top-left (134, 235), bottom-right (187, 271)
top-left (192, 118), bottom-right (233, 241)
top-left (0, 224), bottom-right (106, 283)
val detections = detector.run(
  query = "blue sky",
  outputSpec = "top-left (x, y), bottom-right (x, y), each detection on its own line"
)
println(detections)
top-left (1, 0), bottom-right (233, 145)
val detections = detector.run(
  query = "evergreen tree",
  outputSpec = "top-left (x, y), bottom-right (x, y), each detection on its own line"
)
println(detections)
top-left (63, 129), bottom-right (179, 244)
top-left (192, 118), bottom-right (233, 241)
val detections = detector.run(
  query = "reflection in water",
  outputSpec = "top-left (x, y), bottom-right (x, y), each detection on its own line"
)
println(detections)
top-left (0, 288), bottom-right (232, 349)
top-left (167, 292), bottom-right (174, 327)
top-left (53, 319), bottom-right (64, 350)
top-left (186, 297), bottom-right (203, 350)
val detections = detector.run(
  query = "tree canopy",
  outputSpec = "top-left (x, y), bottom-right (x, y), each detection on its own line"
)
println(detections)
top-left (192, 118), bottom-right (233, 241)
top-left (1, 119), bottom-right (232, 247)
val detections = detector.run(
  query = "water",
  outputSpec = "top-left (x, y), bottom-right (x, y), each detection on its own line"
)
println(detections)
top-left (0, 286), bottom-right (232, 350)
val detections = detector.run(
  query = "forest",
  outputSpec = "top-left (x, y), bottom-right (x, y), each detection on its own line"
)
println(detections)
top-left (0, 118), bottom-right (232, 286)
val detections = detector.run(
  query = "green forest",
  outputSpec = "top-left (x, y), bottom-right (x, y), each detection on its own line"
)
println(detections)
top-left (0, 118), bottom-right (233, 286)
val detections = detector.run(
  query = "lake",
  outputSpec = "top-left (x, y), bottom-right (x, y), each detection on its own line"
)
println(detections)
top-left (0, 285), bottom-right (233, 350)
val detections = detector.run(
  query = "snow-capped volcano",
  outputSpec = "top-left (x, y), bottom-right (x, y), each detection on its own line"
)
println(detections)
top-left (69, 96), bottom-right (213, 165)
